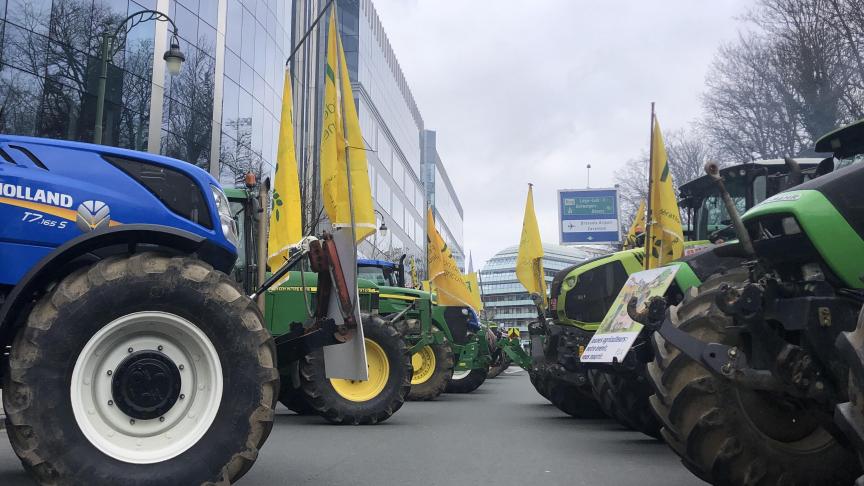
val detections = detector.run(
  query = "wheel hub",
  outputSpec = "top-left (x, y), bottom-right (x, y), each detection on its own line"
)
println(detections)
top-left (111, 350), bottom-right (181, 420)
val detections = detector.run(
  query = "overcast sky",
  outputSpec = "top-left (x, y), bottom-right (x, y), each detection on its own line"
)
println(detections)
top-left (373, 0), bottom-right (751, 268)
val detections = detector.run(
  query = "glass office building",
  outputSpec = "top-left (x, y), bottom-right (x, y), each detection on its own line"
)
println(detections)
top-left (0, 0), bottom-right (290, 185)
top-left (422, 129), bottom-right (464, 270)
top-left (479, 244), bottom-right (600, 340)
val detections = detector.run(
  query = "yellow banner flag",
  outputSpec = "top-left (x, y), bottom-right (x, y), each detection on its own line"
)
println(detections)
top-left (624, 199), bottom-right (646, 249)
top-left (320, 10), bottom-right (375, 242)
top-left (267, 67), bottom-right (302, 270)
top-left (515, 184), bottom-right (547, 308)
top-left (462, 272), bottom-right (483, 311)
top-left (645, 115), bottom-right (683, 268)
top-left (427, 207), bottom-right (475, 309)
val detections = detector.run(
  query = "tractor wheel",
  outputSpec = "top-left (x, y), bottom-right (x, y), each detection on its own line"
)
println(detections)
top-left (588, 368), bottom-right (661, 438)
top-left (279, 377), bottom-right (315, 415)
top-left (488, 352), bottom-right (511, 379)
top-left (836, 303), bottom-right (864, 481)
top-left (2, 253), bottom-right (278, 486)
top-left (298, 314), bottom-right (411, 424)
top-left (445, 367), bottom-right (488, 394)
top-left (648, 271), bottom-right (859, 485)
top-left (546, 376), bottom-right (606, 418)
top-left (407, 343), bottom-right (454, 401)
top-left (529, 364), bottom-right (553, 401)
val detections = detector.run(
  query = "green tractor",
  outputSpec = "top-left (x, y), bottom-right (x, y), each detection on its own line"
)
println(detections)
top-left (641, 120), bottom-right (864, 483)
top-left (532, 156), bottom-right (823, 427)
top-left (356, 257), bottom-right (496, 397)
top-left (227, 188), bottom-right (412, 424)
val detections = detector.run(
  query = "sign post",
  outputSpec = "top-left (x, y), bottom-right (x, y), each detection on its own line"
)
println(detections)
top-left (558, 188), bottom-right (620, 245)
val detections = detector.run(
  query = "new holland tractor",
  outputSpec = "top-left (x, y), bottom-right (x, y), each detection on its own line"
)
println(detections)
top-left (226, 188), bottom-right (412, 423)
top-left (356, 257), bottom-right (496, 397)
top-left (0, 135), bottom-right (379, 485)
top-left (640, 120), bottom-right (864, 484)
top-left (0, 136), bottom-right (276, 485)
top-left (531, 156), bottom-right (823, 427)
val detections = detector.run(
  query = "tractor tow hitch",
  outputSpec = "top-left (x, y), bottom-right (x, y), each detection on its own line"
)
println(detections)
top-left (628, 294), bottom-right (787, 393)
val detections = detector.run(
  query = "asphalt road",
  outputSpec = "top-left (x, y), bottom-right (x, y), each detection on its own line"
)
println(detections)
top-left (0, 368), bottom-right (702, 486)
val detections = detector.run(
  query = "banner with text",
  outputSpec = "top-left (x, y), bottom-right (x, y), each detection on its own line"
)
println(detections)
top-left (558, 188), bottom-right (620, 244)
top-left (581, 266), bottom-right (678, 363)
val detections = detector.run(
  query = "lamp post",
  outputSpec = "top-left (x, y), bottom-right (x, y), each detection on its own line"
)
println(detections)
top-left (586, 163), bottom-right (592, 188)
top-left (371, 209), bottom-right (389, 258)
top-left (94, 10), bottom-right (185, 144)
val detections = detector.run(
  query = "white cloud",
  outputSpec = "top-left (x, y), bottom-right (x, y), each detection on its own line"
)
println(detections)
top-left (373, 0), bottom-right (749, 266)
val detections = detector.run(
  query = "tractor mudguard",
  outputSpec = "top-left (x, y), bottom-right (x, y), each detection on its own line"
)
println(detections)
top-left (0, 224), bottom-right (234, 349)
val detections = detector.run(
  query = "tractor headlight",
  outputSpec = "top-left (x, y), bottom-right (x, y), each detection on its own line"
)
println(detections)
top-left (210, 185), bottom-right (238, 246)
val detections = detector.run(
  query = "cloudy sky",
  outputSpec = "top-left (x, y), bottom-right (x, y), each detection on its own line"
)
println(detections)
top-left (373, 0), bottom-right (751, 268)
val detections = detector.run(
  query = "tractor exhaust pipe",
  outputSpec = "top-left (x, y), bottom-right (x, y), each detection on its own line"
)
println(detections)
top-left (783, 157), bottom-right (803, 190)
top-left (704, 161), bottom-right (755, 256)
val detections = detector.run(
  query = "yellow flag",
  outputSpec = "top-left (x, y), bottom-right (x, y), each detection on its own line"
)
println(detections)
top-left (624, 199), bottom-right (646, 249)
top-left (267, 67), bottom-right (302, 270)
top-left (645, 116), bottom-right (683, 268)
top-left (427, 207), bottom-right (475, 309)
top-left (320, 10), bottom-right (375, 242)
top-left (515, 184), bottom-right (547, 308)
top-left (462, 272), bottom-right (484, 311)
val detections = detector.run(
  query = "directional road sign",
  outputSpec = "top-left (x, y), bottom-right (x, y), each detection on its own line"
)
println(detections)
top-left (558, 188), bottom-right (620, 244)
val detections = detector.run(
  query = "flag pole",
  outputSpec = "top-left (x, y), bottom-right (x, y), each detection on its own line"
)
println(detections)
top-left (643, 102), bottom-right (656, 270)
top-left (286, 0), bottom-right (335, 67)
top-left (332, 1), bottom-right (359, 294)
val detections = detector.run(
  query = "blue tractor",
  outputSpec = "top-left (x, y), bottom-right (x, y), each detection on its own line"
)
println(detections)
top-left (0, 136), bottom-right (281, 485)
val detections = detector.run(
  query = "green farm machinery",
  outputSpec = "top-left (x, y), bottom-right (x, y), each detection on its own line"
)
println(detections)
top-left (227, 188), bottom-right (412, 424)
top-left (637, 120), bottom-right (864, 483)
top-left (531, 156), bottom-right (823, 428)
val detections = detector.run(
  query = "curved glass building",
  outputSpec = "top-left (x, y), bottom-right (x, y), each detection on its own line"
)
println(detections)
top-left (479, 244), bottom-right (601, 341)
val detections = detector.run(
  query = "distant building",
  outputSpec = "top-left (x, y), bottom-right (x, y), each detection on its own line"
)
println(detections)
top-left (422, 130), bottom-right (465, 270)
top-left (479, 244), bottom-right (601, 338)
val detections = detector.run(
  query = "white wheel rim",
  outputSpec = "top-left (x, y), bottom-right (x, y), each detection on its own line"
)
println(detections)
top-left (70, 311), bottom-right (223, 464)
top-left (451, 370), bottom-right (471, 380)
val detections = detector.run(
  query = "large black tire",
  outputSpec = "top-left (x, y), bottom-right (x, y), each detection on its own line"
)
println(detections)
top-left (446, 367), bottom-right (488, 394)
top-left (278, 376), bottom-right (315, 415)
top-left (488, 351), bottom-right (511, 379)
top-left (529, 364), bottom-right (553, 401)
top-left (2, 252), bottom-right (278, 486)
top-left (648, 270), bottom-right (859, 485)
top-left (299, 314), bottom-right (411, 424)
top-left (546, 376), bottom-right (606, 418)
top-left (407, 343), bottom-right (454, 401)
top-left (588, 368), bottom-right (661, 438)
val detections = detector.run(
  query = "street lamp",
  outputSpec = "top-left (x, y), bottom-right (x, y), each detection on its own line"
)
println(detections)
top-left (94, 10), bottom-right (185, 144)
top-left (372, 209), bottom-right (389, 257)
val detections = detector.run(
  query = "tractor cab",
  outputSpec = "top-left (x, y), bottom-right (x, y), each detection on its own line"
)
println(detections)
top-left (679, 159), bottom-right (821, 242)
top-left (357, 256), bottom-right (406, 288)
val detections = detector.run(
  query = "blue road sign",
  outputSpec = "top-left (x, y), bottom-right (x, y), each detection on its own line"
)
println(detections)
top-left (558, 188), bottom-right (620, 244)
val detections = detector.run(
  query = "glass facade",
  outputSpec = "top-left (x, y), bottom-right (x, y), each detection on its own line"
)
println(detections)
top-left (422, 129), bottom-right (464, 269)
top-left (0, 0), bottom-right (159, 148)
top-left (0, 0), bottom-right (290, 183)
top-left (218, 0), bottom-right (291, 186)
top-left (479, 244), bottom-right (598, 339)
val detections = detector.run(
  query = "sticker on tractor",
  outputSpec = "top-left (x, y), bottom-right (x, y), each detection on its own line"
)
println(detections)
top-left (581, 266), bottom-right (678, 363)
top-left (683, 243), bottom-right (714, 257)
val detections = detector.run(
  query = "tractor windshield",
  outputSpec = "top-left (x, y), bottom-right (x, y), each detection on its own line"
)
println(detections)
top-left (358, 265), bottom-right (399, 287)
top-left (693, 176), bottom-right (749, 241)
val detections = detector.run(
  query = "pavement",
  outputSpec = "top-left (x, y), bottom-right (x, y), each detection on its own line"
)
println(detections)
top-left (0, 368), bottom-right (702, 485)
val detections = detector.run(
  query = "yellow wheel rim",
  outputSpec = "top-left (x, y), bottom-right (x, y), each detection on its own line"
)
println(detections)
top-left (411, 345), bottom-right (437, 385)
top-left (330, 338), bottom-right (390, 402)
